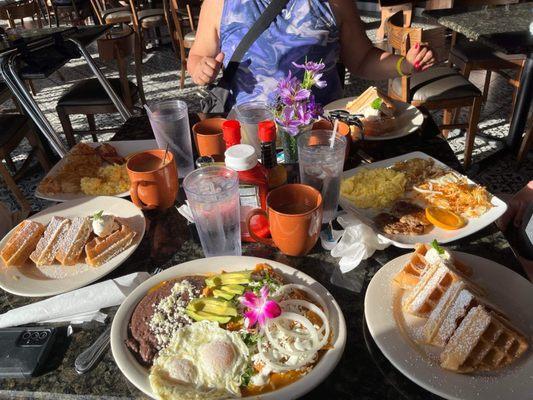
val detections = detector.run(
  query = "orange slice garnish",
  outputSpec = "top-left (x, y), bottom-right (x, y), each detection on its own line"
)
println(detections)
top-left (425, 207), bottom-right (466, 230)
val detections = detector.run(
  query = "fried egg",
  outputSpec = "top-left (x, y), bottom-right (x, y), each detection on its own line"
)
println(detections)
top-left (149, 321), bottom-right (249, 400)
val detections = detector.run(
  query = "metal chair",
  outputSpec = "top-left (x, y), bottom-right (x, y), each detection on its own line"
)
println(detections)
top-left (55, 26), bottom-right (145, 147)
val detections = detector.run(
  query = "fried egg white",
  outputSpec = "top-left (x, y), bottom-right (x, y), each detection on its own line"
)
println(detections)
top-left (149, 320), bottom-right (249, 400)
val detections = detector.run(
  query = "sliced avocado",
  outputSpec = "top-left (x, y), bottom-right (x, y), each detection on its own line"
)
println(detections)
top-left (206, 271), bottom-right (252, 287)
top-left (205, 276), bottom-right (222, 288)
top-left (220, 284), bottom-right (245, 295)
top-left (185, 309), bottom-right (232, 324)
top-left (213, 289), bottom-right (235, 300)
top-left (187, 298), bottom-right (238, 316)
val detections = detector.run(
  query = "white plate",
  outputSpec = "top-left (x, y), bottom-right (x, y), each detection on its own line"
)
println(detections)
top-left (111, 256), bottom-right (347, 400)
top-left (339, 151), bottom-right (508, 248)
top-left (365, 251), bottom-right (533, 400)
top-left (35, 140), bottom-right (158, 202)
top-left (0, 196), bottom-right (145, 297)
top-left (324, 96), bottom-right (424, 141)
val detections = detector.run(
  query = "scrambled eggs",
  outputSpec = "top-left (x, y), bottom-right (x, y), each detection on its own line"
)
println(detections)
top-left (80, 164), bottom-right (130, 195)
top-left (341, 168), bottom-right (406, 208)
top-left (149, 321), bottom-right (249, 400)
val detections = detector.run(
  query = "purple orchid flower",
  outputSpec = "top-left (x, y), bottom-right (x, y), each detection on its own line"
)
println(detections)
top-left (292, 61), bottom-right (325, 73)
top-left (240, 286), bottom-right (281, 329)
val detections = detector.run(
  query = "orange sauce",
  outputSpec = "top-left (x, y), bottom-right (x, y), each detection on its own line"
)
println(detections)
top-left (241, 370), bottom-right (305, 396)
top-left (147, 280), bottom-right (168, 294)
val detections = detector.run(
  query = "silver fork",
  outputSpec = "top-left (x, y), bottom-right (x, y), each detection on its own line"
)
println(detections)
top-left (74, 267), bottom-right (164, 374)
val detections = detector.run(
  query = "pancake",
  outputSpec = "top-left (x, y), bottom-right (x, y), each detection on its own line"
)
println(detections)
top-left (125, 275), bottom-right (206, 366)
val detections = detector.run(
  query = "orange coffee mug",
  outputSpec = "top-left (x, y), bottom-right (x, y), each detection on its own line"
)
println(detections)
top-left (126, 149), bottom-right (178, 210)
top-left (246, 184), bottom-right (323, 256)
top-left (193, 118), bottom-right (226, 157)
top-left (312, 119), bottom-right (352, 160)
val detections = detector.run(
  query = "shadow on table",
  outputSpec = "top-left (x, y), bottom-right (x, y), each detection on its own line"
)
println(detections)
top-left (36, 325), bottom-right (72, 377)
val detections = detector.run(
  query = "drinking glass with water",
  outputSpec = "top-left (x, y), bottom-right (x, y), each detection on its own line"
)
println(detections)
top-left (298, 130), bottom-right (347, 224)
top-left (183, 166), bottom-right (242, 257)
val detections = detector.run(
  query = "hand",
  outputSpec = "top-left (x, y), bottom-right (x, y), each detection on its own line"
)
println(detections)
top-left (497, 181), bottom-right (533, 231)
top-left (404, 42), bottom-right (436, 74)
top-left (192, 52), bottom-right (225, 86)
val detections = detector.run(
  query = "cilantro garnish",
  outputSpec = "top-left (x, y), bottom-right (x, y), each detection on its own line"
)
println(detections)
top-left (430, 239), bottom-right (445, 255)
top-left (241, 365), bottom-right (255, 387)
top-left (370, 97), bottom-right (383, 110)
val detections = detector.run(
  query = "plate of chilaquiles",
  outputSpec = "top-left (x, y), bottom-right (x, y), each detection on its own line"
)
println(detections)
top-left (338, 151), bottom-right (507, 248)
top-left (365, 242), bottom-right (533, 400)
top-left (36, 140), bottom-right (157, 202)
top-left (0, 196), bottom-right (145, 297)
top-left (111, 256), bottom-right (346, 400)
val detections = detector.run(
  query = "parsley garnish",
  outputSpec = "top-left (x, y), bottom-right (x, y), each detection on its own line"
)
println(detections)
top-left (241, 332), bottom-right (261, 347)
top-left (370, 97), bottom-right (383, 110)
top-left (92, 210), bottom-right (104, 221)
top-left (430, 239), bottom-right (445, 255)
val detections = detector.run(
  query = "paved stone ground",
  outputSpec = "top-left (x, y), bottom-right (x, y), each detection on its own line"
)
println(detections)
top-left (0, 12), bottom-right (531, 213)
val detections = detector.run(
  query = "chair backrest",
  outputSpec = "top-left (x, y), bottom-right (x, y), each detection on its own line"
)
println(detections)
top-left (89, 0), bottom-right (105, 24)
top-left (385, 11), bottom-right (421, 101)
top-left (97, 26), bottom-right (142, 109)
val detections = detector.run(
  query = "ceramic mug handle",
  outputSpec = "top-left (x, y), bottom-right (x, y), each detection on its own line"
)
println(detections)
top-left (130, 181), bottom-right (157, 210)
top-left (246, 209), bottom-right (275, 246)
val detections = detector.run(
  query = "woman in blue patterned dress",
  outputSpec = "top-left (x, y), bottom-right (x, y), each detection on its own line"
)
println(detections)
top-left (188, 0), bottom-right (435, 106)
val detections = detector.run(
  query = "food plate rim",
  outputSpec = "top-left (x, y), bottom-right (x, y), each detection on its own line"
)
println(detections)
top-left (364, 251), bottom-right (533, 400)
top-left (0, 196), bottom-right (146, 297)
top-left (339, 151), bottom-right (508, 249)
top-left (323, 96), bottom-right (424, 141)
top-left (110, 256), bottom-right (347, 400)
top-left (35, 139), bottom-right (158, 202)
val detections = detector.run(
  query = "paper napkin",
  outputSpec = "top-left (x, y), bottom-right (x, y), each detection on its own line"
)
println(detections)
top-left (0, 272), bottom-right (150, 328)
top-left (328, 213), bottom-right (390, 273)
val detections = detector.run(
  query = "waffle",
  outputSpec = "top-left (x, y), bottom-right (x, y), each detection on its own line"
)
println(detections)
top-left (424, 281), bottom-right (486, 346)
top-left (393, 243), bottom-right (472, 290)
top-left (85, 222), bottom-right (136, 267)
top-left (440, 305), bottom-right (528, 373)
top-left (30, 217), bottom-right (71, 266)
top-left (0, 220), bottom-right (45, 266)
top-left (402, 262), bottom-right (480, 318)
top-left (56, 217), bottom-right (92, 265)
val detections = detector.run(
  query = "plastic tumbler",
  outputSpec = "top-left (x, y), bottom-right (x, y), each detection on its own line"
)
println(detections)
top-left (233, 101), bottom-right (273, 156)
top-left (183, 166), bottom-right (242, 257)
top-left (298, 130), bottom-right (347, 224)
top-left (147, 100), bottom-right (194, 176)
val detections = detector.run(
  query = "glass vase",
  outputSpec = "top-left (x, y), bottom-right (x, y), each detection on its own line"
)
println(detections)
top-left (278, 124), bottom-right (311, 164)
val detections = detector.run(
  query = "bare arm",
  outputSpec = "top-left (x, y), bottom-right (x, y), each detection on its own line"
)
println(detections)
top-left (187, 0), bottom-right (224, 85)
top-left (330, 0), bottom-right (435, 80)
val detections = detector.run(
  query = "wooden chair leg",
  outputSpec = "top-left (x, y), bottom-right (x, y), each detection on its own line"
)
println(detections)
top-left (517, 119), bottom-right (532, 164)
top-left (442, 109), bottom-right (453, 138)
top-left (56, 106), bottom-right (77, 148)
top-left (86, 114), bottom-right (98, 142)
top-left (25, 126), bottom-right (51, 172)
top-left (4, 156), bottom-right (17, 174)
top-left (464, 97), bottom-right (482, 168)
top-left (482, 70), bottom-right (492, 101)
top-left (0, 161), bottom-right (31, 215)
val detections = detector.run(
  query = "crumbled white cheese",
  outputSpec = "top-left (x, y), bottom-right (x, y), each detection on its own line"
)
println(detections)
top-left (148, 280), bottom-right (199, 349)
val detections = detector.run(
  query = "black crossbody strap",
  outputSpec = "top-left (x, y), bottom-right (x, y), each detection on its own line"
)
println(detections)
top-left (221, 0), bottom-right (290, 84)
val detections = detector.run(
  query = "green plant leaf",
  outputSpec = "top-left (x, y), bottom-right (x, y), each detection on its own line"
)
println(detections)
top-left (370, 98), bottom-right (383, 110)
top-left (430, 239), bottom-right (444, 255)
top-left (92, 210), bottom-right (104, 221)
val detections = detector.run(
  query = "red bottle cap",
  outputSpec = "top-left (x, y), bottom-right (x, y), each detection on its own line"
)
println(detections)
top-left (222, 120), bottom-right (241, 148)
top-left (258, 120), bottom-right (276, 143)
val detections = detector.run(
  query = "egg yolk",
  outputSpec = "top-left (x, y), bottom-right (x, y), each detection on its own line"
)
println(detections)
top-left (199, 341), bottom-right (235, 375)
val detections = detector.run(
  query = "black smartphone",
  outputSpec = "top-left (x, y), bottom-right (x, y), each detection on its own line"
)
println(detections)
top-left (0, 327), bottom-right (57, 378)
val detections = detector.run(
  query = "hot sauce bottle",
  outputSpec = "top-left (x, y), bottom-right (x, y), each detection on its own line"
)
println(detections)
top-left (224, 144), bottom-right (270, 242)
top-left (258, 121), bottom-right (287, 189)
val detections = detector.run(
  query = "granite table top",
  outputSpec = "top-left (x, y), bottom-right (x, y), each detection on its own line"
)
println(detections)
top-left (423, 2), bottom-right (533, 54)
top-left (0, 112), bottom-right (525, 399)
